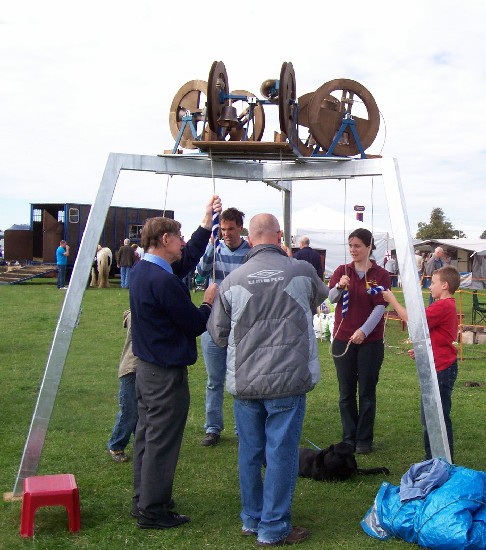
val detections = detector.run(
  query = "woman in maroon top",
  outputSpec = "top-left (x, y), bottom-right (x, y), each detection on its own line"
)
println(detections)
top-left (329, 228), bottom-right (391, 454)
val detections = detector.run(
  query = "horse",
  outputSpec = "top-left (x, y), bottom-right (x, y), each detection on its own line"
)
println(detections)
top-left (96, 246), bottom-right (112, 288)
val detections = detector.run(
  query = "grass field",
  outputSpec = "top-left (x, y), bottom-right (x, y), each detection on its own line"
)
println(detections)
top-left (1, 279), bottom-right (485, 549)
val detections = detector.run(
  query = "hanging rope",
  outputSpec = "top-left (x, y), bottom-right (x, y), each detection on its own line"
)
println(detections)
top-left (341, 179), bottom-right (349, 318)
top-left (209, 149), bottom-right (221, 282)
top-left (161, 174), bottom-right (172, 217)
top-left (279, 149), bottom-right (289, 250)
top-left (331, 339), bottom-right (353, 358)
top-left (370, 177), bottom-right (375, 233)
top-left (329, 179), bottom-right (350, 359)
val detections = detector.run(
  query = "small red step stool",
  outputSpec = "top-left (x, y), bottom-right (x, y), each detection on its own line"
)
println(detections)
top-left (20, 474), bottom-right (80, 537)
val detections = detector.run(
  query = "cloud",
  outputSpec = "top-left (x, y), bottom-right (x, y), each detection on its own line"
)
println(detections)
top-left (0, 0), bottom-right (485, 239)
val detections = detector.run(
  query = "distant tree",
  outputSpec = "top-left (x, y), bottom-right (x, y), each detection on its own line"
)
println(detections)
top-left (416, 207), bottom-right (466, 239)
top-left (480, 230), bottom-right (486, 239)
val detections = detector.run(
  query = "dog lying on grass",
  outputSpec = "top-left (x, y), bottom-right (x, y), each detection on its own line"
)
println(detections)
top-left (299, 442), bottom-right (390, 482)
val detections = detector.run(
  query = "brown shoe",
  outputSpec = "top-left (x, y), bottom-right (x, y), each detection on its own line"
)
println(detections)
top-left (108, 449), bottom-right (130, 462)
top-left (201, 432), bottom-right (220, 447)
top-left (257, 527), bottom-right (310, 546)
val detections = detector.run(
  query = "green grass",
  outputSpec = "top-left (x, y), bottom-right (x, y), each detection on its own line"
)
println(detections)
top-left (1, 279), bottom-right (485, 549)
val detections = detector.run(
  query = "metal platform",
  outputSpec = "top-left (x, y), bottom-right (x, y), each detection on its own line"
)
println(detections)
top-left (10, 152), bottom-right (452, 497)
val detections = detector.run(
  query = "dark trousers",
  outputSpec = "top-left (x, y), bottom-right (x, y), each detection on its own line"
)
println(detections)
top-left (332, 339), bottom-right (384, 447)
top-left (421, 361), bottom-right (457, 462)
top-left (133, 359), bottom-right (189, 517)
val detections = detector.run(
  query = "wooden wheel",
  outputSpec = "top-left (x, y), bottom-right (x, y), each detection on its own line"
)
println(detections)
top-left (207, 60), bottom-right (230, 134)
top-left (278, 62), bottom-right (297, 141)
top-left (169, 80), bottom-right (208, 149)
top-left (294, 92), bottom-right (319, 157)
top-left (308, 78), bottom-right (380, 156)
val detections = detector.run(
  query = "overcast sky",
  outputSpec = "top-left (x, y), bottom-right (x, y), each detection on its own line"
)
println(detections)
top-left (1, 0), bottom-right (485, 241)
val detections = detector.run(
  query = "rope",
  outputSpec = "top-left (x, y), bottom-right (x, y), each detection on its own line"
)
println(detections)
top-left (304, 438), bottom-right (322, 451)
top-left (330, 339), bottom-right (352, 358)
top-left (329, 179), bottom-right (349, 359)
top-left (370, 177), bottom-right (375, 234)
top-left (341, 179), bottom-right (349, 318)
top-left (161, 174), bottom-right (172, 217)
top-left (209, 149), bottom-right (221, 282)
top-left (279, 149), bottom-right (288, 249)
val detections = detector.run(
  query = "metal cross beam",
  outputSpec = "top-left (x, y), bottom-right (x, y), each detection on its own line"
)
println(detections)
top-left (11, 153), bottom-right (450, 496)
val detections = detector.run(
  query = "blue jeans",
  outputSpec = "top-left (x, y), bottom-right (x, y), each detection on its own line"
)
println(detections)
top-left (120, 266), bottom-right (131, 288)
top-left (234, 394), bottom-right (306, 544)
top-left (202, 331), bottom-right (227, 434)
top-left (107, 373), bottom-right (138, 451)
top-left (421, 362), bottom-right (457, 462)
top-left (333, 339), bottom-right (384, 448)
top-left (57, 264), bottom-right (67, 288)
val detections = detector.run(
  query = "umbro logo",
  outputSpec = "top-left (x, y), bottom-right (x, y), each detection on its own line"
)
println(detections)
top-left (247, 270), bottom-right (284, 284)
top-left (248, 270), bottom-right (284, 279)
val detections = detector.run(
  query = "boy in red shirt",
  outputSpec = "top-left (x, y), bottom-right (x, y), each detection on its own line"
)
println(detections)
top-left (382, 266), bottom-right (460, 462)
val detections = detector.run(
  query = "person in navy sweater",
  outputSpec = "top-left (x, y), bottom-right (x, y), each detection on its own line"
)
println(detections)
top-left (293, 235), bottom-right (324, 280)
top-left (130, 196), bottom-right (221, 530)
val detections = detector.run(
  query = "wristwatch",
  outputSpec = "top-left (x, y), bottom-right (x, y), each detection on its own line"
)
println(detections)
top-left (335, 283), bottom-right (343, 290)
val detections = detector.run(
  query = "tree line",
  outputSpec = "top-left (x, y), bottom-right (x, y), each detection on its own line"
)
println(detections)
top-left (416, 207), bottom-right (485, 240)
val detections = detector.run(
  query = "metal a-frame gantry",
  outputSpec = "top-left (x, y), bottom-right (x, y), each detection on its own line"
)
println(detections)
top-left (9, 153), bottom-right (452, 497)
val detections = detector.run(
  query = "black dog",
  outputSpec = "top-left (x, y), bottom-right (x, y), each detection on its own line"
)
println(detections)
top-left (298, 442), bottom-right (390, 482)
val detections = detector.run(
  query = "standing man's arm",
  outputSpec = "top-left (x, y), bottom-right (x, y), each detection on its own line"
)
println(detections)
top-left (196, 242), bottom-right (215, 277)
top-left (207, 288), bottom-right (231, 348)
top-left (172, 195), bottom-right (221, 279)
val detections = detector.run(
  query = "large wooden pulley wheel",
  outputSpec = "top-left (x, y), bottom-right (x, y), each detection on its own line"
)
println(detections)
top-left (169, 80), bottom-right (208, 149)
top-left (294, 92), bottom-right (320, 157)
top-left (278, 62), bottom-right (297, 142)
top-left (227, 90), bottom-right (265, 142)
top-left (207, 60), bottom-right (230, 134)
top-left (308, 78), bottom-right (380, 156)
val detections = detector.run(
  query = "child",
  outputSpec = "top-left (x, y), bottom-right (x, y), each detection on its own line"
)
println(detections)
top-left (107, 310), bottom-right (138, 462)
top-left (382, 265), bottom-right (460, 462)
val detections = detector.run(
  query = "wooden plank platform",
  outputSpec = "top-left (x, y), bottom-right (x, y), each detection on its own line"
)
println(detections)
top-left (191, 140), bottom-right (298, 160)
top-left (0, 265), bottom-right (57, 285)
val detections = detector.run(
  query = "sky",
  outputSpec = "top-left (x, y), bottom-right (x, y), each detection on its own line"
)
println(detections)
top-left (1, 0), bottom-right (485, 242)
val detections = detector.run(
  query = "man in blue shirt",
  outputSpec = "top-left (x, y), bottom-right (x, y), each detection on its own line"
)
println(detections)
top-left (55, 239), bottom-right (70, 289)
top-left (130, 196), bottom-right (221, 530)
top-left (197, 207), bottom-right (251, 447)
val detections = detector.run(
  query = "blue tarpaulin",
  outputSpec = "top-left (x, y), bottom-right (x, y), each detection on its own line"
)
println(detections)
top-left (361, 460), bottom-right (486, 549)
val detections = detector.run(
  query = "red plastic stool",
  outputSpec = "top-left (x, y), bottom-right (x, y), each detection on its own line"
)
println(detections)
top-left (20, 474), bottom-right (80, 537)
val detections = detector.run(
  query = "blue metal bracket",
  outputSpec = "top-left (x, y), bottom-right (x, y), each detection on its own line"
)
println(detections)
top-left (312, 113), bottom-right (366, 158)
top-left (172, 113), bottom-right (200, 153)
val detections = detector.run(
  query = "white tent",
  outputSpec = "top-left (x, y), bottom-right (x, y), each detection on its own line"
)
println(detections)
top-left (288, 204), bottom-right (391, 276)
